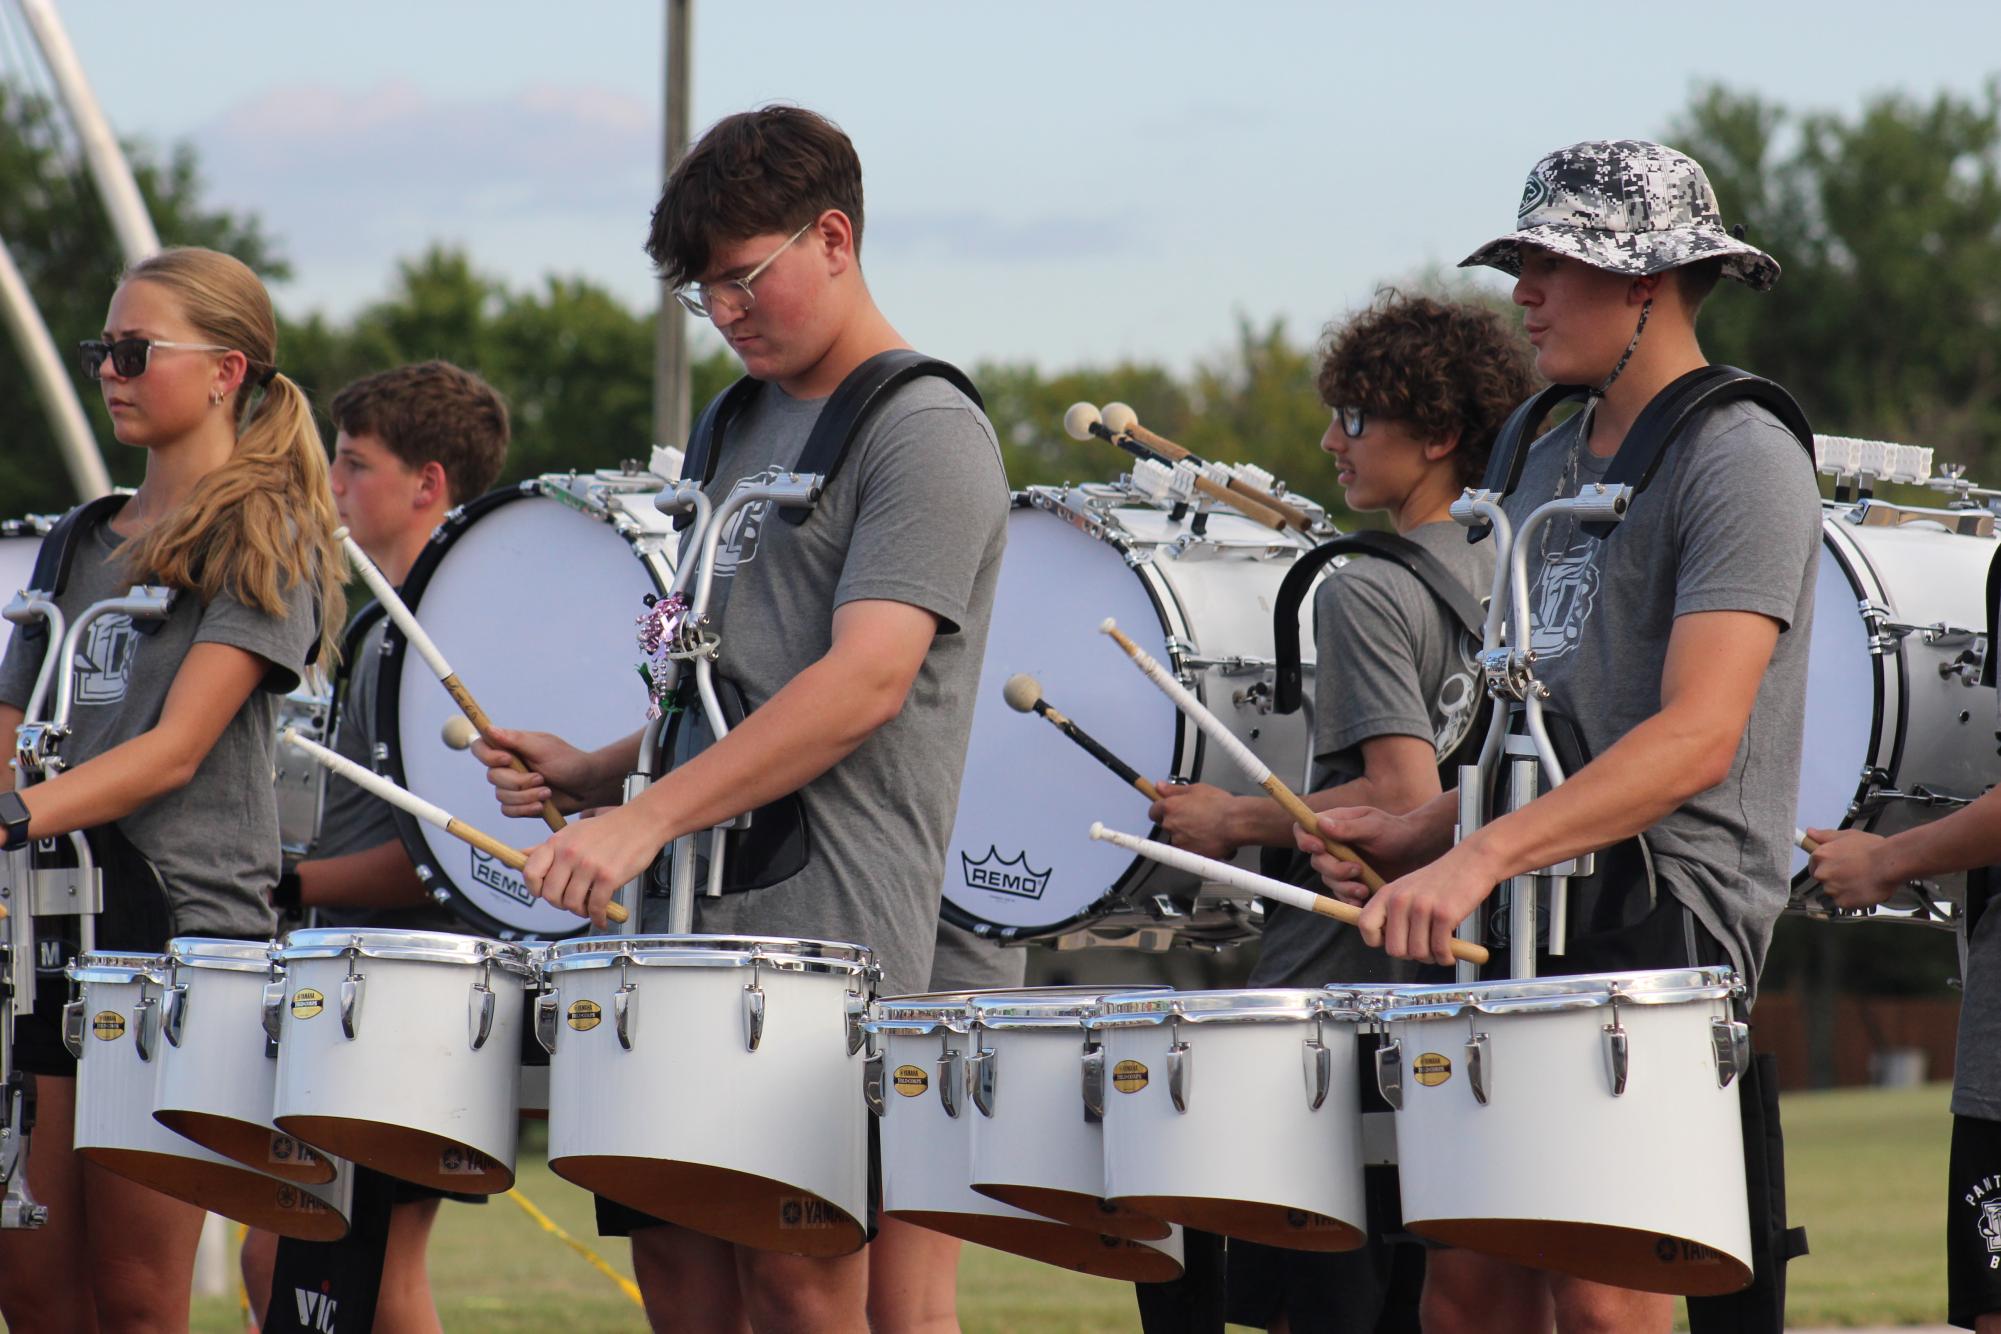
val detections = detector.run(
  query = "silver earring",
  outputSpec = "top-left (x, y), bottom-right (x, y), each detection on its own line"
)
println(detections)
top-left (209, 390), bottom-right (223, 406)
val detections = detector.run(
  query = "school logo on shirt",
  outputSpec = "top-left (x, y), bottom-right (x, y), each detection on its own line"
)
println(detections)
top-left (713, 465), bottom-right (788, 579)
top-left (1962, 1173), bottom-right (2001, 1267)
top-left (75, 613), bottom-right (138, 705)
top-left (1527, 542), bottom-right (1601, 659)
top-left (1433, 633), bottom-right (1482, 757)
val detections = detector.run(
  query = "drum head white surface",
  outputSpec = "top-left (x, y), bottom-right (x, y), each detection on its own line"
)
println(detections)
top-left (1791, 532), bottom-right (1876, 878)
top-left (944, 506), bottom-right (1179, 934)
top-left (0, 533), bottom-right (43, 664)
top-left (382, 492), bottom-right (665, 936)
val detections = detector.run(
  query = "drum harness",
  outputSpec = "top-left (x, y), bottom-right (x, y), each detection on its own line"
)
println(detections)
top-left (1455, 365), bottom-right (1813, 984)
top-left (614, 350), bottom-right (982, 937)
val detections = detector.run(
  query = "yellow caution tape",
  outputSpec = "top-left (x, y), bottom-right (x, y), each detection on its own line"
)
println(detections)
top-left (506, 1187), bottom-right (646, 1308)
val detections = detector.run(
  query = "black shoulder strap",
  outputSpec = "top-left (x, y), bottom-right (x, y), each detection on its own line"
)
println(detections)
top-left (1273, 530), bottom-right (1487, 716)
top-left (1984, 546), bottom-right (2001, 689)
top-left (325, 599), bottom-right (389, 738)
top-left (779, 349), bottom-right (983, 527)
top-left (1467, 384), bottom-right (1589, 541)
top-left (15, 494), bottom-right (129, 644)
top-left (1580, 365), bottom-right (1814, 541)
top-left (672, 376), bottom-right (765, 531)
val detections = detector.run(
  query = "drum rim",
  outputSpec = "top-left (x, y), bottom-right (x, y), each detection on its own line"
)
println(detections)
top-left (1087, 986), bottom-right (1363, 1027)
top-left (541, 932), bottom-right (874, 977)
top-left (166, 937), bottom-right (274, 972)
top-left (969, 983), bottom-right (1173, 1027)
top-left (1373, 966), bottom-right (1742, 1022)
top-left (372, 481), bottom-right (667, 941)
top-left (275, 926), bottom-right (535, 973)
top-left (867, 983), bottom-right (1138, 1033)
top-left (67, 951), bottom-right (170, 984)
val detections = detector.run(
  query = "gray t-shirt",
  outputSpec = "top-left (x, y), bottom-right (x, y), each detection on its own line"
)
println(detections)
top-left (0, 511), bottom-right (317, 940)
top-left (1955, 899), bottom-right (2001, 1117)
top-left (311, 612), bottom-right (459, 933)
top-left (926, 917), bottom-right (1029, 993)
top-left (1502, 400), bottom-right (1820, 996)
top-left (674, 375), bottom-right (1009, 997)
top-left (1250, 520), bottom-right (1495, 988)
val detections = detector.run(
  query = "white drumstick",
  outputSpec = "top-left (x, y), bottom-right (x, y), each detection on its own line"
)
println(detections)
top-left (279, 728), bottom-right (625, 924)
top-left (1098, 618), bottom-right (1385, 892)
top-left (334, 526), bottom-right (564, 831)
top-left (1089, 823), bottom-right (1485, 964)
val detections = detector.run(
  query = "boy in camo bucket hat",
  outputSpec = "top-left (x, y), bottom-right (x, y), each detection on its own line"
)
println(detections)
top-left (1300, 139), bottom-right (1819, 1334)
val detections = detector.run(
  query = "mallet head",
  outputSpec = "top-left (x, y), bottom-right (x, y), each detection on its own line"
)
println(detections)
top-left (1062, 402), bottom-right (1103, 442)
top-left (1001, 674), bottom-right (1043, 714)
top-left (441, 716), bottom-right (480, 751)
top-left (1100, 402), bottom-right (1139, 436)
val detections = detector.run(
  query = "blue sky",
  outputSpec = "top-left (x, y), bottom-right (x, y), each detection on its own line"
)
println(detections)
top-left (47, 2), bottom-right (2001, 370)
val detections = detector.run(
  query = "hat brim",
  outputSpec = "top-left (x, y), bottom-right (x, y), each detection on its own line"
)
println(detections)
top-left (1458, 223), bottom-right (1780, 292)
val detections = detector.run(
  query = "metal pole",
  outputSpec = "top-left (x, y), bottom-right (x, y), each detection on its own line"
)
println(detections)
top-left (17, 0), bottom-right (160, 266)
top-left (653, 0), bottom-right (693, 456)
top-left (0, 233), bottom-right (112, 499)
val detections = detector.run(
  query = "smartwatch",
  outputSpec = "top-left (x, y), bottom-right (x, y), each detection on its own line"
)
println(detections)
top-left (0, 791), bottom-right (29, 850)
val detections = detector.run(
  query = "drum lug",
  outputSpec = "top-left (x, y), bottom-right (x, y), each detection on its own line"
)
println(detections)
top-left (162, 983), bottom-right (188, 1049)
top-left (742, 982), bottom-right (766, 1053)
top-left (970, 1046), bottom-right (997, 1118)
top-left (1081, 1042), bottom-right (1106, 1120)
top-left (1302, 1034), bottom-right (1331, 1111)
top-left (534, 992), bottom-right (560, 1055)
top-left (1711, 1017), bottom-right (1751, 1089)
top-left (132, 994), bottom-right (158, 1063)
top-left (937, 1048), bottom-right (964, 1119)
top-left (614, 982), bottom-right (636, 1052)
top-left (1163, 1039), bottom-right (1193, 1113)
top-left (1602, 1020), bottom-right (1629, 1097)
top-left (845, 992), bottom-right (868, 1057)
top-left (339, 972), bottom-right (365, 1041)
top-left (61, 997), bottom-right (84, 1059)
top-left (863, 1051), bottom-right (885, 1117)
top-left (1466, 1031), bottom-right (1491, 1106)
top-left (261, 980), bottom-right (286, 1047)
top-left (1375, 1037), bottom-right (1403, 1110)
top-left (468, 982), bottom-right (495, 1051)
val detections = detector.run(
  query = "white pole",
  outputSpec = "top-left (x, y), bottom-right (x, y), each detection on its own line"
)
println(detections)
top-left (0, 232), bottom-right (111, 499)
top-left (17, 0), bottom-right (161, 264)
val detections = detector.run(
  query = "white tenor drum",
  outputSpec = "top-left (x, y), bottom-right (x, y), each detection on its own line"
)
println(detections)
top-left (1090, 989), bottom-right (1367, 1251)
top-left (865, 989), bottom-right (1183, 1281)
top-left (378, 470), bottom-right (677, 937)
top-left (0, 515), bottom-right (52, 662)
top-left (945, 483), bottom-right (1326, 948)
top-left (1376, 968), bottom-right (1752, 1296)
top-left (1793, 501), bottom-right (1999, 923)
top-left (272, 929), bottom-right (533, 1193)
top-left (152, 938), bottom-right (336, 1186)
top-left (966, 988), bottom-right (1170, 1239)
top-left (541, 935), bottom-right (875, 1257)
top-left (67, 952), bottom-right (353, 1240)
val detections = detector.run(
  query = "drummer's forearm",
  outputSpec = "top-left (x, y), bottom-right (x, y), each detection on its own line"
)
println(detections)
top-left (1874, 787), bottom-right (2001, 886)
top-left (298, 840), bottom-right (430, 910)
top-left (583, 729), bottom-right (647, 805)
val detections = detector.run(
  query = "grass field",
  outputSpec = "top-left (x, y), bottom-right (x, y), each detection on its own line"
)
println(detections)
top-left (190, 1083), bottom-right (1957, 1332)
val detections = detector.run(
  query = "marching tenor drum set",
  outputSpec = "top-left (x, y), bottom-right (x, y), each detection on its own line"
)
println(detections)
top-left (0, 409), bottom-right (1994, 1301)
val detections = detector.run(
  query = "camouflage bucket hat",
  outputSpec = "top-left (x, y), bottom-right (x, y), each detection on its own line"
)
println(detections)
top-left (1459, 139), bottom-right (1780, 292)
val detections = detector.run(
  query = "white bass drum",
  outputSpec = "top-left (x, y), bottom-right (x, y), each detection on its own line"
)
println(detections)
top-left (943, 483), bottom-right (1326, 949)
top-left (377, 471), bottom-right (676, 937)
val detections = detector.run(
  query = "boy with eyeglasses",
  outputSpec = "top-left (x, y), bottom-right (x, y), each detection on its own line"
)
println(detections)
top-left (1302, 141), bottom-right (1821, 1333)
top-left (472, 105), bottom-right (1008, 1332)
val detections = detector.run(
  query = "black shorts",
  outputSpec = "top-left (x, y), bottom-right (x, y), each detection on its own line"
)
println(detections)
top-left (1948, 1113), bottom-right (2001, 1328)
top-left (595, 1114), bottom-right (881, 1244)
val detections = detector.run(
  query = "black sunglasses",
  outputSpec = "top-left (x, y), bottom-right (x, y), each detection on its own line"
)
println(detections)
top-left (79, 336), bottom-right (234, 381)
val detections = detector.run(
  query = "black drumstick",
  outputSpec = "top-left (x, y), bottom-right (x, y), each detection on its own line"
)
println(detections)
top-left (1002, 674), bottom-right (1162, 802)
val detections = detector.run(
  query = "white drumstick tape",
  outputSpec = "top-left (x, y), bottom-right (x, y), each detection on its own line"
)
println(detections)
top-left (1795, 827), bottom-right (1820, 854)
top-left (1099, 619), bottom-right (1271, 784)
top-left (1089, 822), bottom-right (1487, 964)
top-left (335, 527), bottom-right (452, 681)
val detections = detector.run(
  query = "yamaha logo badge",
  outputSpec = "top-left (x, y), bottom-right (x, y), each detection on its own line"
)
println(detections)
top-left (1413, 1052), bottom-right (1452, 1087)
top-left (567, 999), bottom-right (603, 1032)
top-left (91, 1010), bottom-right (125, 1041)
top-left (290, 989), bottom-right (325, 1020)
top-left (1112, 1059), bottom-right (1149, 1094)
top-left (960, 846), bottom-right (1051, 900)
top-left (892, 1064), bottom-right (929, 1097)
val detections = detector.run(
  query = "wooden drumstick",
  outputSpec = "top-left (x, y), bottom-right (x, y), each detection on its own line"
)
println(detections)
top-left (1002, 673), bottom-right (1162, 802)
top-left (280, 727), bottom-right (627, 924)
top-left (1063, 404), bottom-right (1291, 530)
top-left (1092, 822), bottom-right (1488, 965)
top-left (334, 527), bottom-right (566, 833)
top-left (1100, 619), bottom-right (1384, 893)
top-left (1099, 402), bottom-right (1314, 532)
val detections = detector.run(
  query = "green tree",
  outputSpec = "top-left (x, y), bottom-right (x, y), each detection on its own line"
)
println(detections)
top-left (0, 82), bottom-right (284, 514)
